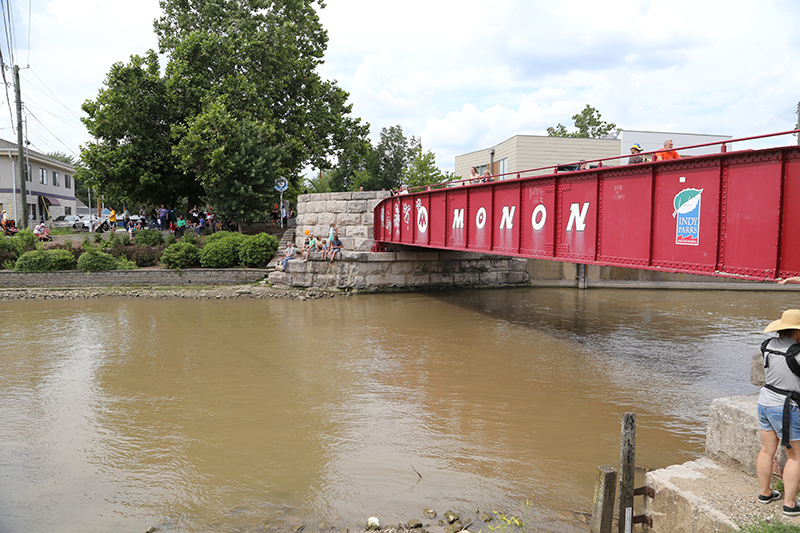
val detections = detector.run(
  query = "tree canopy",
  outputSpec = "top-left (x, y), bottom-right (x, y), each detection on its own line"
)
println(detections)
top-left (547, 104), bottom-right (617, 139)
top-left (320, 124), bottom-right (451, 192)
top-left (79, 0), bottom-right (368, 224)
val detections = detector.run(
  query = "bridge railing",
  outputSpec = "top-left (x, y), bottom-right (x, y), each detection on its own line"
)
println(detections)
top-left (407, 129), bottom-right (800, 192)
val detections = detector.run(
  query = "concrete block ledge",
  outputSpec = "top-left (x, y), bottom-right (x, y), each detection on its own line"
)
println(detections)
top-left (0, 269), bottom-right (270, 288)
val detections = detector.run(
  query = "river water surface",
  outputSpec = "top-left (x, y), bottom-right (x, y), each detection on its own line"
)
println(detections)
top-left (0, 287), bottom-right (791, 532)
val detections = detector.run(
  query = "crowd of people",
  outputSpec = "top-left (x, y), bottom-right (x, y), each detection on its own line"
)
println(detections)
top-left (278, 222), bottom-right (343, 271)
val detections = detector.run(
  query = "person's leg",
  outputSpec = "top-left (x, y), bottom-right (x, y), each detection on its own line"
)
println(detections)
top-left (786, 442), bottom-right (800, 508)
top-left (758, 430), bottom-right (780, 498)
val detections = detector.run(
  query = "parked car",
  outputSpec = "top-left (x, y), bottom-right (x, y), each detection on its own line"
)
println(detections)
top-left (50, 215), bottom-right (83, 228)
top-left (73, 215), bottom-right (110, 231)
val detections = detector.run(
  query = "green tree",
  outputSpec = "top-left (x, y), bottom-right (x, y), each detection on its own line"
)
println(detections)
top-left (547, 104), bottom-right (617, 138)
top-left (405, 144), bottom-right (447, 190)
top-left (80, 51), bottom-right (197, 207)
top-left (79, 0), bottom-right (368, 227)
top-left (46, 152), bottom-right (75, 165)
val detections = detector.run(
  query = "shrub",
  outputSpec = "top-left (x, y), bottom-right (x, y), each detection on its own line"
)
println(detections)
top-left (44, 241), bottom-right (82, 261)
top-left (77, 250), bottom-right (118, 272)
top-left (134, 229), bottom-right (164, 247)
top-left (0, 238), bottom-right (20, 267)
top-left (204, 230), bottom-right (246, 245)
top-left (11, 229), bottom-right (37, 253)
top-left (14, 250), bottom-right (51, 272)
top-left (183, 234), bottom-right (200, 246)
top-left (239, 233), bottom-right (280, 267)
top-left (161, 242), bottom-right (201, 269)
top-left (103, 231), bottom-right (129, 250)
top-left (200, 238), bottom-right (239, 268)
top-left (46, 249), bottom-right (77, 270)
top-left (115, 245), bottom-right (164, 267)
top-left (165, 234), bottom-right (177, 245)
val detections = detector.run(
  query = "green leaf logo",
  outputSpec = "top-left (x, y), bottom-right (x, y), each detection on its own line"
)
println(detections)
top-left (673, 188), bottom-right (703, 217)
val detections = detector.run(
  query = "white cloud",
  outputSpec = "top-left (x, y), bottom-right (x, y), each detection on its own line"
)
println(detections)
top-left (3, 0), bottom-right (800, 172)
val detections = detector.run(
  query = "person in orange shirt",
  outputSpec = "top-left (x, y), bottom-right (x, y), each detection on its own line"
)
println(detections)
top-left (654, 139), bottom-right (680, 161)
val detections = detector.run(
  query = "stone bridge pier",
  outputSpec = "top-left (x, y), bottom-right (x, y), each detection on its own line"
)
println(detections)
top-left (267, 191), bottom-right (529, 291)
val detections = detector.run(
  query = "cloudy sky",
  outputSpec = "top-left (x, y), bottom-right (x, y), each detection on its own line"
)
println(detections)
top-left (1, 0), bottom-right (798, 173)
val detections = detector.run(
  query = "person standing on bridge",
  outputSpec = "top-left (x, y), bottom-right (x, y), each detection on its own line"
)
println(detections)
top-left (756, 309), bottom-right (800, 516)
top-left (654, 139), bottom-right (680, 161)
top-left (628, 143), bottom-right (647, 164)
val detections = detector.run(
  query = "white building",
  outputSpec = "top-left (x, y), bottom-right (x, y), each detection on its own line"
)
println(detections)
top-left (0, 139), bottom-right (78, 224)
top-left (454, 129), bottom-right (733, 180)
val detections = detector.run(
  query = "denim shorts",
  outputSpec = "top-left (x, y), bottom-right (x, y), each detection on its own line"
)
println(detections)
top-left (759, 403), bottom-right (800, 441)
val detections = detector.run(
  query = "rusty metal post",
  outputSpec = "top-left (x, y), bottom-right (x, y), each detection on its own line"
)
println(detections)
top-left (590, 465), bottom-right (617, 533)
top-left (618, 412), bottom-right (636, 533)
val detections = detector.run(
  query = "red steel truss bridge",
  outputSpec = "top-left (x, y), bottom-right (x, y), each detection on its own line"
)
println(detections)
top-left (373, 131), bottom-right (800, 281)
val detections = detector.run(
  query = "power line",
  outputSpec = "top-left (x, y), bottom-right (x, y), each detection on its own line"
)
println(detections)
top-left (737, 106), bottom-right (797, 138)
top-left (27, 67), bottom-right (84, 121)
top-left (26, 109), bottom-right (80, 158)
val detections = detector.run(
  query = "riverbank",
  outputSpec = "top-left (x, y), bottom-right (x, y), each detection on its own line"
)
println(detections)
top-left (0, 282), bottom-right (342, 301)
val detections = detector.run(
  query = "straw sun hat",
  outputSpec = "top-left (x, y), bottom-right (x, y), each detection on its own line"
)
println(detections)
top-left (764, 309), bottom-right (800, 333)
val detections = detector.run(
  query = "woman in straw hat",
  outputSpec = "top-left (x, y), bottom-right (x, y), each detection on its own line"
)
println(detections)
top-left (757, 309), bottom-right (800, 516)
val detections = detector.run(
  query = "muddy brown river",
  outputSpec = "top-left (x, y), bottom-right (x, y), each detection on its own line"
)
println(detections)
top-left (0, 287), bottom-right (790, 532)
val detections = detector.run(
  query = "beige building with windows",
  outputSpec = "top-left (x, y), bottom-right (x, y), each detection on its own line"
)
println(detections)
top-left (0, 139), bottom-right (78, 224)
top-left (454, 130), bottom-right (732, 181)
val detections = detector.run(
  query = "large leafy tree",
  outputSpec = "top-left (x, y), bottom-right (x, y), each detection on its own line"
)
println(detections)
top-left (80, 0), bottom-right (367, 225)
top-left (79, 51), bottom-right (198, 207)
top-left (547, 104), bottom-right (617, 139)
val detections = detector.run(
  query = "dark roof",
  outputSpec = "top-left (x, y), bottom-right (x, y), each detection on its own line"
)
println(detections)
top-left (0, 138), bottom-right (75, 170)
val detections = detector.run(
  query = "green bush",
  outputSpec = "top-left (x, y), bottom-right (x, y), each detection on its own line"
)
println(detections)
top-left (77, 250), bottom-right (118, 272)
top-left (0, 238), bottom-right (21, 267)
top-left (134, 229), bottom-right (164, 247)
top-left (44, 241), bottom-right (82, 261)
top-left (14, 248), bottom-right (78, 272)
top-left (46, 249), bottom-right (77, 271)
top-left (200, 238), bottom-right (239, 268)
top-left (11, 229), bottom-right (37, 253)
top-left (14, 250), bottom-right (51, 272)
top-left (239, 233), bottom-right (280, 267)
top-left (165, 234), bottom-right (177, 245)
top-left (161, 242), bottom-right (201, 269)
top-left (204, 230), bottom-right (246, 245)
top-left (103, 231), bottom-right (129, 250)
top-left (114, 244), bottom-right (164, 267)
top-left (182, 234), bottom-right (200, 246)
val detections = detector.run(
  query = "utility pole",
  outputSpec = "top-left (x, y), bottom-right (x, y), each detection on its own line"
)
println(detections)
top-left (14, 65), bottom-right (27, 229)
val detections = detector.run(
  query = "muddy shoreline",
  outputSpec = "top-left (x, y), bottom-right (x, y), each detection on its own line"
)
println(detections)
top-left (0, 282), bottom-right (343, 301)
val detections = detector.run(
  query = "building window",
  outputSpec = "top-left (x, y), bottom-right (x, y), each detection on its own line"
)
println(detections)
top-left (53, 172), bottom-right (60, 187)
top-left (39, 168), bottom-right (47, 185)
top-left (497, 158), bottom-right (508, 180)
top-left (65, 174), bottom-right (71, 189)
top-left (65, 206), bottom-right (72, 215)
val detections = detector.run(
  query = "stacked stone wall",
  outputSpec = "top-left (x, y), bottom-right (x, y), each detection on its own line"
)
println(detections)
top-left (295, 191), bottom-right (390, 252)
top-left (268, 251), bottom-right (528, 291)
top-left (0, 268), bottom-right (269, 288)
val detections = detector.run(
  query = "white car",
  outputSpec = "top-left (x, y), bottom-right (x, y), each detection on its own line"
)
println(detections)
top-left (51, 215), bottom-right (83, 228)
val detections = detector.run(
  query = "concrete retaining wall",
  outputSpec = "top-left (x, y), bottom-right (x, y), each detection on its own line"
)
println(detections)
top-left (0, 268), bottom-right (270, 287)
top-left (268, 251), bottom-right (528, 290)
